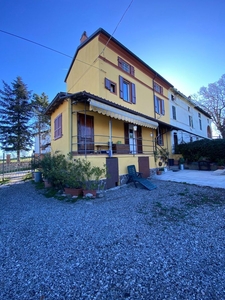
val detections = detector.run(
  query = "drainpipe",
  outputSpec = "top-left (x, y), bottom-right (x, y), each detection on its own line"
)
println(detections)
top-left (108, 118), bottom-right (112, 157)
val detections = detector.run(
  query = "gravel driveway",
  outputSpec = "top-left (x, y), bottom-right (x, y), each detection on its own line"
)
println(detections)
top-left (1, 180), bottom-right (225, 299)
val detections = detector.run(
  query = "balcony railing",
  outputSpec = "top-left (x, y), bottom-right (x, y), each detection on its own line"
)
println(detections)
top-left (71, 134), bottom-right (155, 156)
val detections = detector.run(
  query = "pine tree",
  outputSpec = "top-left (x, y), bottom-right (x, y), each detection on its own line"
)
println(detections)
top-left (32, 92), bottom-right (50, 154)
top-left (0, 77), bottom-right (33, 161)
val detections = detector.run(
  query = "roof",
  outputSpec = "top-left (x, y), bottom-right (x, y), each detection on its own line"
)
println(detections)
top-left (45, 90), bottom-right (159, 124)
top-left (64, 28), bottom-right (173, 88)
top-left (45, 92), bottom-right (70, 115)
top-left (171, 88), bottom-right (211, 119)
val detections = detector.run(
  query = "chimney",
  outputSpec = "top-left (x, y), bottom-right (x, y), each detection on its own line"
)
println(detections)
top-left (80, 31), bottom-right (88, 44)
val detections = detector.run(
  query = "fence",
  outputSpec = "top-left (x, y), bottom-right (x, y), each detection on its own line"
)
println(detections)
top-left (0, 158), bottom-right (32, 183)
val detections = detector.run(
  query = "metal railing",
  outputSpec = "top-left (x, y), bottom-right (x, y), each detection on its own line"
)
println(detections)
top-left (71, 134), bottom-right (155, 156)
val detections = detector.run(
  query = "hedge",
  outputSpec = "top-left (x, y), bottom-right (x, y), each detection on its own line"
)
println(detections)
top-left (176, 139), bottom-right (225, 164)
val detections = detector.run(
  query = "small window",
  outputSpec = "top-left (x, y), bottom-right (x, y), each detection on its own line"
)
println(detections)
top-left (154, 82), bottom-right (163, 95)
top-left (118, 57), bottom-right (135, 76)
top-left (188, 106), bottom-right (190, 112)
top-left (105, 78), bottom-right (116, 94)
top-left (119, 75), bottom-right (136, 104)
top-left (54, 113), bottom-right (62, 139)
top-left (172, 106), bottom-right (176, 120)
top-left (189, 115), bottom-right (193, 128)
top-left (198, 112), bottom-right (201, 118)
top-left (199, 119), bottom-right (202, 130)
top-left (154, 96), bottom-right (165, 115)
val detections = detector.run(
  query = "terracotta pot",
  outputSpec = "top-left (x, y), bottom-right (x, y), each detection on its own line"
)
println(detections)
top-left (44, 180), bottom-right (52, 188)
top-left (64, 187), bottom-right (83, 196)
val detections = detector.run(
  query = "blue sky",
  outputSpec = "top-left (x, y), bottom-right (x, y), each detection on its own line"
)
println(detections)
top-left (1, 0), bottom-right (225, 102)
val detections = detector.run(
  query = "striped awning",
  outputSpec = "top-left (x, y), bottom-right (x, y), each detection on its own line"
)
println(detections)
top-left (89, 99), bottom-right (158, 129)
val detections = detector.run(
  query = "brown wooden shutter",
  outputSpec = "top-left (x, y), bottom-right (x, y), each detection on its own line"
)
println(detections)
top-left (59, 114), bottom-right (62, 137)
top-left (124, 123), bottom-right (129, 145)
top-left (131, 83), bottom-right (136, 104)
top-left (137, 126), bottom-right (143, 153)
top-left (161, 100), bottom-right (165, 115)
top-left (119, 75), bottom-right (123, 99)
top-left (105, 78), bottom-right (110, 90)
top-left (130, 66), bottom-right (135, 76)
top-left (154, 96), bottom-right (158, 113)
top-left (118, 57), bottom-right (122, 68)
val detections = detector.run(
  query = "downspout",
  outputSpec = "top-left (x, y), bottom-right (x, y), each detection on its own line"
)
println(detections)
top-left (84, 101), bottom-right (87, 158)
top-left (109, 118), bottom-right (112, 157)
top-left (153, 74), bottom-right (158, 151)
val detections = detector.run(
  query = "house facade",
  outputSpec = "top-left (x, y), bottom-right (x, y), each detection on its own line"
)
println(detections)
top-left (168, 88), bottom-right (212, 154)
top-left (45, 28), bottom-right (211, 188)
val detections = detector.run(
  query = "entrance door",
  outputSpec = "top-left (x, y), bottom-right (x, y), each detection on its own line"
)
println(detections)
top-left (124, 123), bottom-right (142, 154)
top-left (129, 124), bottom-right (137, 154)
top-left (77, 113), bottom-right (94, 154)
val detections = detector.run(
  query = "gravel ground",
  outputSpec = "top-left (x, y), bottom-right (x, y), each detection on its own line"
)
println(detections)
top-left (1, 180), bottom-right (225, 300)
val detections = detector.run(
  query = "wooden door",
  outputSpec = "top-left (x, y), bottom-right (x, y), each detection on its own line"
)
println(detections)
top-left (77, 113), bottom-right (94, 154)
top-left (138, 156), bottom-right (150, 178)
top-left (106, 157), bottom-right (119, 188)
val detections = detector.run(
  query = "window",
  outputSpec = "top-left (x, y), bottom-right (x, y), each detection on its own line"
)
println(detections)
top-left (105, 78), bottom-right (116, 94)
top-left (188, 106), bottom-right (190, 112)
top-left (119, 75), bottom-right (136, 103)
top-left (154, 96), bottom-right (165, 115)
top-left (118, 57), bottom-right (135, 76)
top-left (198, 112), bottom-right (201, 118)
top-left (189, 115), bottom-right (193, 128)
top-left (154, 82), bottom-right (163, 95)
top-left (172, 106), bottom-right (176, 120)
top-left (54, 113), bottom-right (62, 139)
top-left (199, 119), bottom-right (202, 130)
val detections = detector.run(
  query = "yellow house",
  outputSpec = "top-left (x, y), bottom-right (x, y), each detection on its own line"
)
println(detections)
top-left (45, 28), bottom-right (174, 188)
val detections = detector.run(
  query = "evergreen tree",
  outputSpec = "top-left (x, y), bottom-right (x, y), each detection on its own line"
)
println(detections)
top-left (32, 93), bottom-right (50, 154)
top-left (0, 77), bottom-right (33, 161)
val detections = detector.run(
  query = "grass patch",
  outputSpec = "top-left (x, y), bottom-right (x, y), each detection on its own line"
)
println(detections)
top-left (22, 172), bottom-right (33, 181)
top-left (152, 202), bottom-right (187, 222)
top-left (185, 193), bottom-right (224, 207)
top-left (0, 178), bottom-right (10, 185)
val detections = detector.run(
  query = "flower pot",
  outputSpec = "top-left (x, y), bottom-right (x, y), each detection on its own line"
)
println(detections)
top-left (64, 187), bottom-right (83, 196)
top-left (44, 180), bottom-right (52, 188)
top-left (156, 170), bottom-right (162, 175)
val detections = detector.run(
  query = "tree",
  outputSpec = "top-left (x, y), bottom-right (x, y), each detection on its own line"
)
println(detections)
top-left (32, 93), bottom-right (50, 154)
top-left (195, 74), bottom-right (225, 138)
top-left (0, 77), bottom-right (33, 161)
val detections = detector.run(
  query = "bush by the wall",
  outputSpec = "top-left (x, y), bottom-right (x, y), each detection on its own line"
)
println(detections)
top-left (176, 139), bottom-right (225, 163)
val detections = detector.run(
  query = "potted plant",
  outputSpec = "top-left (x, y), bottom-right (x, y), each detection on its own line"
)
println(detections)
top-left (64, 157), bottom-right (83, 196)
top-left (154, 147), bottom-right (169, 170)
top-left (40, 153), bottom-right (67, 189)
top-left (81, 159), bottom-right (107, 197)
top-left (179, 157), bottom-right (185, 170)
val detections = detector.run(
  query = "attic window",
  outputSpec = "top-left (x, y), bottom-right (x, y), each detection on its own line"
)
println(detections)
top-left (154, 82), bottom-right (163, 95)
top-left (118, 57), bottom-right (135, 76)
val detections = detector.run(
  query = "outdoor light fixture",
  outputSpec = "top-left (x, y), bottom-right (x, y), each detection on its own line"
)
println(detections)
top-left (133, 125), bottom-right (137, 131)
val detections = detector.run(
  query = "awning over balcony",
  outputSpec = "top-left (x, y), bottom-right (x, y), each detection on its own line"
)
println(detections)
top-left (89, 99), bottom-right (158, 129)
